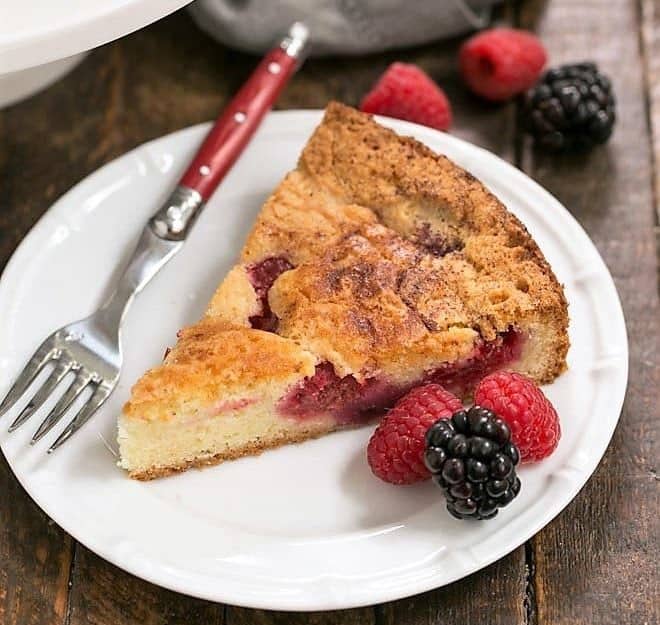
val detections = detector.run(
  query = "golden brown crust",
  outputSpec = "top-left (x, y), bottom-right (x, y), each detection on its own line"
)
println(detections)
top-left (205, 266), bottom-right (259, 324)
top-left (123, 318), bottom-right (316, 422)
top-left (230, 102), bottom-right (569, 382)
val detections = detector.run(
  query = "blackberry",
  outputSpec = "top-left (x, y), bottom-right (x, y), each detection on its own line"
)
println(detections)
top-left (424, 406), bottom-right (521, 520)
top-left (522, 62), bottom-right (615, 152)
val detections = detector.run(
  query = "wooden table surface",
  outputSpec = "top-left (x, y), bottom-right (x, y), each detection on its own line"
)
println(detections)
top-left (1, 1), bottom-right (658, 623)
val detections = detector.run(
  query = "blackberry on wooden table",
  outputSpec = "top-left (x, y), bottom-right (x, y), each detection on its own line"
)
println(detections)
top-left (424, 406), bottom-right (521, 520)
top-left (522, 62), bottom-right (616, 152)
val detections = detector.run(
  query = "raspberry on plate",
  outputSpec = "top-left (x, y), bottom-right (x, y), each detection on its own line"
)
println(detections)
top-left (474, 371), bottom-right (561, 462)
top-left (360, 62), bottom-right (452, 131)
top-left (459, 28), bottom-right (547, 102)
top-left (367, 384), bottom-right (462, 485)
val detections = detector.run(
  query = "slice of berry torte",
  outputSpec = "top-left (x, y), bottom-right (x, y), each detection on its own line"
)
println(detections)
top-left (118, 102), bottom-right (568, 479)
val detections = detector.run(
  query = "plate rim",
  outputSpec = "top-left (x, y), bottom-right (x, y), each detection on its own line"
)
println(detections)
top-left (0, 111), bottom-right (629, 610)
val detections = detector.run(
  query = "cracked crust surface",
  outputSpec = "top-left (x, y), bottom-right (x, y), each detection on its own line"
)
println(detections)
top-left (122, 318), bottom-right (317, 423)
top-left (219, 102), bottom-right (568, 381)
top-left (120, 102), bottom-right (569, 478)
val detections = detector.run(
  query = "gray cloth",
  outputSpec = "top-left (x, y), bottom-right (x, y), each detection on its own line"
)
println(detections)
top-left (188, 0), bottom-right (500, 57)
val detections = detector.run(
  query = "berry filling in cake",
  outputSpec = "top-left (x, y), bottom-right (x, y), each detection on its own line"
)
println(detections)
top-left (278, 329), bottom-right (525, 423)
top-left (277, 362), bottom-right (397, 424)
top-left (413, 222), bottom-right (464, 257)
top-left (247, 256), bottom-right (294, 331)
top-left (425, 329), bottom-right (524, 394)
top-left (248, 256), bottom-right (525, 424)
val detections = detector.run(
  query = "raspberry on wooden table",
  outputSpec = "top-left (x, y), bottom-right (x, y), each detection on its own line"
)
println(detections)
top-left (360, 62), bottom-right (452, 131)
top-left (474, 371), bottom-right (561, 462)
top-left (367, 384), bottom-right (462, 485)
top-left (459, 28), bottom-right (547, 102)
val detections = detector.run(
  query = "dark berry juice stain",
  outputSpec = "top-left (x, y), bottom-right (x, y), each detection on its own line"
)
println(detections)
top-left (247, 256), bottom-right (294, 332)
top-left (424, 329), bottom-right (524, 397)
top-left (277, 362), bottom-right (402, 424)
top-left (414, 222), bottom-right (464, 258)
top-left (278, 329), bottom-right (525, 423)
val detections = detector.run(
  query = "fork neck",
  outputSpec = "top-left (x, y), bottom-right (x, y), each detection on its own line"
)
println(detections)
top-left (97, 226), bottom-right (182, 330)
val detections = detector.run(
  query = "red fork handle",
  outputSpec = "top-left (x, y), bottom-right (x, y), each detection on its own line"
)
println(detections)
top-left (179, 24), bottom-right (308, 200)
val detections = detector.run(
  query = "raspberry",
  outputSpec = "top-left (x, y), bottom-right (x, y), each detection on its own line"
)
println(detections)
top-left (367, 384), bottom-right (462, 485)
top-left (360, 63), bottom-right (452, 131)
top-left (459, 28), bottom-right (547, 102)
top-left (474, 371), bottom-right (561, 462)
top-left (247, 256), bottom-right (294, 331)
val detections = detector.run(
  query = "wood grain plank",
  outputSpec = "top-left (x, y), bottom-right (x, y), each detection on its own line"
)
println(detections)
top-left (0, 453), bottom-right (73, 625)
top-left (518, 1), bottom-right (660, 624)
top-left (66, 549), bottom-right (225, 625)
top-left (376, 555), bottom-right (527, 625)
top-left (641, 0), bottom-right (660, 220)
top-left (227, 607), bottom-right (374, 625)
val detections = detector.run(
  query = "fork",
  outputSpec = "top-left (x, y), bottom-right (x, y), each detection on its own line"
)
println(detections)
top-left (0, 23), bottom-right (309, 452)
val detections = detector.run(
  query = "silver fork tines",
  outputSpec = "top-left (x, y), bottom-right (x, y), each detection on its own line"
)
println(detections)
top-left (0, 219), bottom-right (186, 452)
top-left (0, 338), bottom-right (56, 420)
top-left (31, 371), bottom-right (92, 444)
top-left (8, 358), bottom-right (73, 432)
top-left (47, 383), bottom-right (113, 452)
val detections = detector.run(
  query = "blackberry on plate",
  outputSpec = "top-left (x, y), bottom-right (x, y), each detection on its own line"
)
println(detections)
top-left (424, 406), bottom-right (521, 520)
top-left (522, 62), bottom-right (615, 152)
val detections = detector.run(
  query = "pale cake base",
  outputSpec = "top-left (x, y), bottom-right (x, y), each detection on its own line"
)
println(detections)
top-left (118, 407), bottom-right (339, 480)
top-left (118, 322), bottom-right (548, 480)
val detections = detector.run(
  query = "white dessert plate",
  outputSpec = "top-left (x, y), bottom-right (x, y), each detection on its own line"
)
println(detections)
top-left (0, 0), bottom-right (193, 74)
top-left (0, 111), bottom-right (628, 611)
